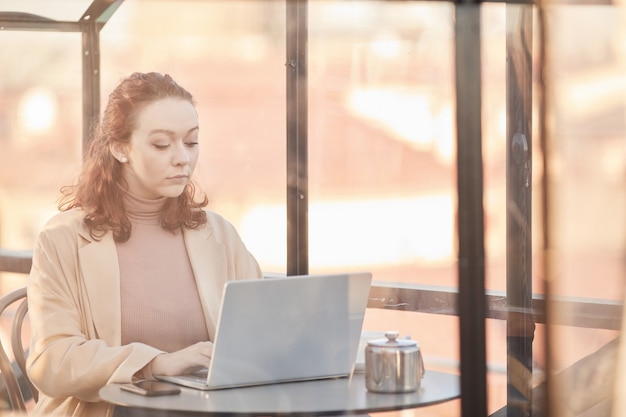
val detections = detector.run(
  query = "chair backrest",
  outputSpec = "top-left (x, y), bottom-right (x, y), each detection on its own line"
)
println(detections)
top-left (0, 286), bottom-right (38, 411)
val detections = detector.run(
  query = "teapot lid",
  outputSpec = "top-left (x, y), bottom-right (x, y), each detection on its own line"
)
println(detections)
top-left (367, 330), bottom-right (417, 348)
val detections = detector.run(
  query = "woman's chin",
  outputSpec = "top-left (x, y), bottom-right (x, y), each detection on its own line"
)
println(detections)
top-left (159, 185), bottom-right (187, 199)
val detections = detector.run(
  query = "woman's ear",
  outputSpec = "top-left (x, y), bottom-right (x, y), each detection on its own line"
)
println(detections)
top-left (110, 143), bottom-right (128, 163)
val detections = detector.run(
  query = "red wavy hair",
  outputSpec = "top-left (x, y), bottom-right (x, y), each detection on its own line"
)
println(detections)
top-left (59, 72), bottom-right (208, 242)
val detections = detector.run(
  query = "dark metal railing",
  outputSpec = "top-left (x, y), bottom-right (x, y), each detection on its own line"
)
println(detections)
top-left (1, 249), bottom-right (621, 331)
top-left (0, 250), bottom-right (32, 275)
top-left (368, 281), bottom-right (623, 330)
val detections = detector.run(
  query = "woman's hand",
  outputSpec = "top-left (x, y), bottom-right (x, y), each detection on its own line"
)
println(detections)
top-left (148, 341), bottom-right (214, 377)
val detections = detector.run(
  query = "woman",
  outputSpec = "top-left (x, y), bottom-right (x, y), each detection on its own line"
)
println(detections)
top-left (26, 72), bottom-right (262, 416)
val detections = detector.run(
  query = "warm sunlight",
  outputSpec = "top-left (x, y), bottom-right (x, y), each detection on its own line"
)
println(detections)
top-left (347, 88), bottom-right (454, 164)
top-left (18, 88), bottom-right (57, 134)
top-left (241, 195), bottom-right (454, 270)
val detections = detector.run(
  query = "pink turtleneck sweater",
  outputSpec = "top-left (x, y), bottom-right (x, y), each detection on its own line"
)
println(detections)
top-left (116, 193), bottom-right (209, 352)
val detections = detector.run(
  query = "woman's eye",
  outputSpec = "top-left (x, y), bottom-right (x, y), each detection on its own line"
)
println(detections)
top-left (186, 141), bottom-right (199, 148)
top-left (153, 144), bottom-right (169, 150)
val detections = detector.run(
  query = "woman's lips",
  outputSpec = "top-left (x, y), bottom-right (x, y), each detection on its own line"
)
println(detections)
top-left (167, 174), bottom-right (189, 183)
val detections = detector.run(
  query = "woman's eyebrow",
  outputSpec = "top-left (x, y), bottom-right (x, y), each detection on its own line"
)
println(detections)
top-left (148, 126), bottom-right (199, 137)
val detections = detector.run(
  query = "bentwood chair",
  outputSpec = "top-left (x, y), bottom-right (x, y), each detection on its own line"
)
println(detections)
top-left (0, 286), bottom-right (38, 411)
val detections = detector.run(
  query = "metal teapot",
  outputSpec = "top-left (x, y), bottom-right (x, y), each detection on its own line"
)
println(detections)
top-left (364, 330), bottom-right (425, 393)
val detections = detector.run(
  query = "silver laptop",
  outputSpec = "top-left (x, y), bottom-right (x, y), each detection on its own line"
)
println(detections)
top-left (157, 272), bottom-right (372, 390)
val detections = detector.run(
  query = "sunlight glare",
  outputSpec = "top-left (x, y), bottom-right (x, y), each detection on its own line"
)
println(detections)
top-left (18, 88), bottom-right (57, 134)
top-left (241, 195), bottom-right (454, 270)
top-left (347, 87), bottom-right (454, 165)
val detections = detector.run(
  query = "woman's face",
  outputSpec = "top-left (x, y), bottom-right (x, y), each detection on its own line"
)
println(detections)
top-left (120, 98), bottom-right (200, 199)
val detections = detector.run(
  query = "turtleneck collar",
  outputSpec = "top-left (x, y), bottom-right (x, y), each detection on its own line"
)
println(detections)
top-left (123, 191), bottom-right (167, 225)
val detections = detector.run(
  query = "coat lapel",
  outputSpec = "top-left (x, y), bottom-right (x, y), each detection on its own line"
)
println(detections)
top-left (184, 224), bottom-right (226, 341)
top-left (78, 224), bottom-right (121, 346)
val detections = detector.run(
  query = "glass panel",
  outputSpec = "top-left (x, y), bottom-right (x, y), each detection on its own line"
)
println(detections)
top-left (307, 1), bottom-right (461, 415)
top-left (0, 0), bottom-right (93, 21)
top-left (0, 30), bottom-right (83, 292)
top-left (308, 1), bottom-right (456, 281)
top-left (544, 4), bottom-right (625, 415)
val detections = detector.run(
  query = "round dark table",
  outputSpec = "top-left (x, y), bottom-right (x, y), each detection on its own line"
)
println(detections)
top-left (100, 370), bottom-right (460, 416)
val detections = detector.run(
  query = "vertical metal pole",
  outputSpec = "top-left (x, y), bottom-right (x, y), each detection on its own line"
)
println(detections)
top-left (286, 0), bottom-right (309, 276)
top-left (455, 3), bottom-right (488, 417)
top-left (81, 20), bottom-right (101, 156)
top-left (506, 5), bottom-right (534, 417)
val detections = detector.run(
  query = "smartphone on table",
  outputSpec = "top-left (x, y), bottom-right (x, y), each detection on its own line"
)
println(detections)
top-left (120, 380), bottom-right (181, 396)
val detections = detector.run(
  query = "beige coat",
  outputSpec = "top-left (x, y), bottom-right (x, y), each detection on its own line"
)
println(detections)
top-left (26, 208), bottom-right (262, 416)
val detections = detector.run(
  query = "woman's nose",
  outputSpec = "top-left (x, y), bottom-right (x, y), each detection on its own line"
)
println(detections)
top-left (173, 143), bottom-right (191, 165)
